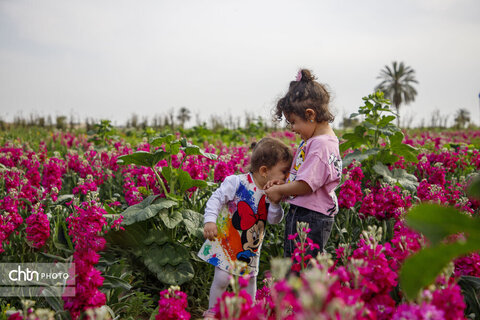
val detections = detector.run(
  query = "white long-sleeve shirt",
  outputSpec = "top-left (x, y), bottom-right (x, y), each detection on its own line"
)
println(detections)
top-left (204, 175), bottom-right (284, 225)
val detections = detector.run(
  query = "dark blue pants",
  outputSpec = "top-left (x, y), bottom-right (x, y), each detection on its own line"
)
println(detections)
top-left (284, 204), bottom-right (334, 258)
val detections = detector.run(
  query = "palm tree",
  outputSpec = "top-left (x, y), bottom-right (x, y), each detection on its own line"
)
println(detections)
top-left (375, 61), bottom-right (418, 127)
top-left (454, 108), bottom-right (470, 129)
top-left (176, 107), bottom-right (191, 128)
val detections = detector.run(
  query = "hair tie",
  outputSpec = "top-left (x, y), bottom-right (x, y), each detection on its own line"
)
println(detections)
top-left (295, 70), bottom-right (302, 81)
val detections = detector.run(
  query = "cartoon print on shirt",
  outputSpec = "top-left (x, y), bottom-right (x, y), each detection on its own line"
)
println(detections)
top-left (328, 152), bottom-right (342, 178)
top-left (293, 142), bottom-right (306, 171)
top-left (232, 195), bottom-right (268, 265)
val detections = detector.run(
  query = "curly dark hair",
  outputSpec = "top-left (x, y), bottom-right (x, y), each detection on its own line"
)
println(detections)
top-left (274, 69), bottom-right (334, 123)
top-left (249, 137), bottom-right (293, 173)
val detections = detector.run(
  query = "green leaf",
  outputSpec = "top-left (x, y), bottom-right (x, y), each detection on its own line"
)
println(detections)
top-left (182, 144), bottom-right (218, 160)
top-left (102, 275), bottom-right (132, 290)
top-left (400, 241), bottom-right (478, 300)
top-left (39, 252), bottom-right (69, 263)
top-left (169, 141), bottom-right (182, 155)
top-left (158, 209), bottom-right (183, 229)
top-left (117, 150), bottom-right (167, 168)
top-left (391, 143), bottom-right (418, 163)
top-left (150, 134), bottom-right (175, 147)
top-left (141, 243), bottom-right (194, 284)
top-left (468, 176), bottom-right (480, 200)
top-left (160, 166), bottom-right (172, 186)
top-left (340, 126), bottom-right (367, 152)
top-left (177, 169), bottom-right (208, 193)
top-left (378, 115), bottom-right (396, 126)
top-left (372, 163), bottom-right (418, 192)
top-left (342, 148), bottom-right (380, 167)
top-left (157, 261), bottom-right (195, 285)
top-left (406, 204), bottom-right (480, 244)
top-left (55, 194), bottom-right (74, 205)
top-left (106, 221), bottom-right (149, 249)
top-left (103, 203), bottom-right (116, 215)
top-left (121, 195), bottom-right (178, 225)
top-left (143, 229), bottom-right (169, 246)
top-left (53, 218), bottom-right (73, 251)
top-left (389, 131), bottom-right (404, 146)
top-left (181, 209), bottom-right (204, 238)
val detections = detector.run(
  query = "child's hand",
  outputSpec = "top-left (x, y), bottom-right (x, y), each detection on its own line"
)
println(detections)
top-left (264, 179), bottom-right (285, 190)
top-left (203, 222), bottom-right (218, 240)
top-left (264, 185), bottom-right (283, 204)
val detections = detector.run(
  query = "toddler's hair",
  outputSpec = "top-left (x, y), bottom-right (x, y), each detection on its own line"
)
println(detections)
top-left (249, 137), bottom-right (293, 173)
top-left (275, 69), bottom-right (334, 123)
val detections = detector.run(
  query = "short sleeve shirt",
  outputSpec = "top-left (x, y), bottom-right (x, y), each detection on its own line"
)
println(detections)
top-left (287, 135), bottom-right (342, 216)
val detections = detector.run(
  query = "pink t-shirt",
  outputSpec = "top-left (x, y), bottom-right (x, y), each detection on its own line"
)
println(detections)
top-left (286, 135), bottom-right (342, 216)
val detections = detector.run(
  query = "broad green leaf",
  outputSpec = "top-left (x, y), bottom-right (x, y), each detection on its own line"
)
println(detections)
top-left (390, 168), bottom-right (418, 192)
top-left (378, 115), bottom-right (396, 126)
top-left (400, 241), bottom-right (478, 300)
top-left (117, 151), bottom-right (153, 167)
top-left (169, 141), bottom-right (182, 155)
top-left (363, 121), bottom-right (378, 131)
top-left (389, 131), bottom-right (404, 146)
top-left (160, 166), bottom-right (172, 186)
top-left (377, 127), bottom-right (396, 137)
top-left (182, 144), bottom-right (217, 160)
top-left (391, 143), bottom-right (418, 163)
top-left (349, 112), bottom-right (360, 118)
top-left (117, 150), bottom-right (168, 168)
top-left (143, 229), bottom-right (169, 246)
top-left (157, 261), bottom-right (194, 285)
top-left (406, 204), bottom-right (480, 245)
top-left (177, 169), bottom-right (208, 193)
top-left (342, 148), bottom-right (380, 167)
top-left (468, 176), bottom-right (480, 200)
top-left (121, 195), bottom-right (177, 225)
top-left (150, 134), bottom-right (175, 147)
top-left (340, 126), bottom-right (367, 152)
top-left (148, 243), bottom-right (190, 266)
top-left (106, 221), bottom-right (149, 249)
top-left (181, 209), bottom-right (204, 238)
top-left (377, 150), bottom-right (399, 166)
top-left (141, 244), bottom-right (194, 284)
top-left (373, 163), bottom-right (418, 192)
top-left (158, 209), bottom-right (183, 229)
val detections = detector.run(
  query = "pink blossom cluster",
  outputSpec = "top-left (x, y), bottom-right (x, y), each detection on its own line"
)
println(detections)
top-left (338, 163), bottom-right (364, 209)
top-left (156, 286), bottom-right (191, 320)
top-left (359, 185), bottom-right (412, 220)
top-left (63, 201), bottom-right (107, 319)
top-left (25, 204), bottom-right (50, 249)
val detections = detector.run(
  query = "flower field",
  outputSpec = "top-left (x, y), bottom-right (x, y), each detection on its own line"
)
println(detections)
top-left (2, 105), bottom-right (480, 319)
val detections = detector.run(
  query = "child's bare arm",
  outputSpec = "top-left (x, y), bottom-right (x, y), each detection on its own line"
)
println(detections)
top-left (264, 180), bottom-right (312, 203)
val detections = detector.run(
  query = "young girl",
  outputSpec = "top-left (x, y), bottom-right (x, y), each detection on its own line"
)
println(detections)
top-left (198, 137), bottom-right (293, 317)
top-left (264, 69), bottom-right (342, 258)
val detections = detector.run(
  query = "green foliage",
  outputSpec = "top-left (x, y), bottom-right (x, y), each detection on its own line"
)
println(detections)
top-left (400, 203), bottom-right (480, 300)
top-left (341, 91), bottom-right (418, 168)
top-left (340, 92), bottom-right (418, 191)
top-left (114, 134), bottom-right (216, 286)
top-left (87, 120), bottom-right (118, 146)
top-left (458, 276), bottom-right (480, 318)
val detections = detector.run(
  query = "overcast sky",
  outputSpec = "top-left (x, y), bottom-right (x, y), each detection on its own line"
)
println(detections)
top-left (1, 0), bottom-right (479, 128)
